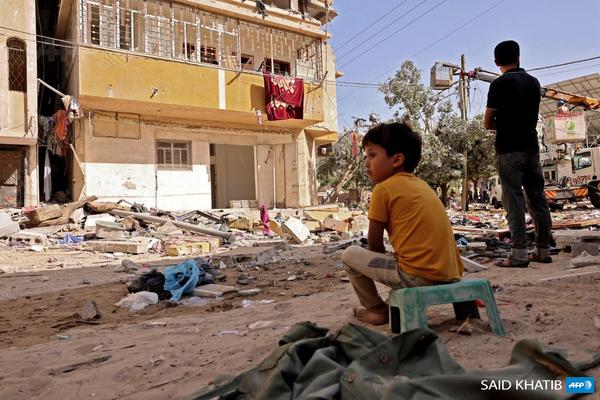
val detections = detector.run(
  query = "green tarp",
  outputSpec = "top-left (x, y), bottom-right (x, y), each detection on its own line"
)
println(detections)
top-left (188, 322), bottom-right (599, 400)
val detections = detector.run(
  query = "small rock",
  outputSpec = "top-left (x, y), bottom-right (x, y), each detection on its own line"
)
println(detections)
top-left (237, 273), bottom-right (250, 285)
top-left (41, 275), bottom-right (50, 282)
top-left (287, 275), bottom-right (297, 281)
top-left (248, 320), bottom-right (273, 330)
top-left (80, 300), bottom-right (101, 320)
top-left (594, 317), bottom-right (600, 330)
top-left (237, 288), bottom-right (261, 296)
top-left (81, 278), bottom-right (91, 285)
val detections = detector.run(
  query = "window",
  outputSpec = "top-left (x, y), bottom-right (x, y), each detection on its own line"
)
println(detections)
top-left (7, 38), bottom-right (26, 92)
top-left (572, 152), bottom-right (592, 171)
top-left (201, 46), bottom-right (217, 64)
top-left (240, 54), bottom-right (254, 71)
top-left (265, 59), bottom-right (291, 76)
top-left (157, 141), bottom-right (191, 169)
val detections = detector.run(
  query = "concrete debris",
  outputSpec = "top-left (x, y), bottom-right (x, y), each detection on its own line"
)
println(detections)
top-left (95, 220), bottom-right (126, 239)
top-left (0, 212), bottom-right (20, 238)
top-left (80, 300), bottom-right (101, 320)
top-left (282, 217), bottom-right (310, 244)
top-left (569, 255), bottom-right (600, 269)
top-left (83, 238), bottom-right (150, 254)
top-left (193, 284), bottom-right (237, 298)
top-left (237, 288), bottom-right (261, 296)
top-left (85, 213), bottom-right (117, 230)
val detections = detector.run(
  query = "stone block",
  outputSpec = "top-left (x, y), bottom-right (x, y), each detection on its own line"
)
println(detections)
top-left (282, 217), bottom-right (310, 243)
top-left (322, 218), bottom-right (350, 233)
top-left (165, 241), bottom-right (211, 256)
top-left (95, 220), bottom-right (126, 239)
top-left (211, 246), bottom-right (275, 266)
top-left (83, 238), bottom-right (150, 254)
top-left (193, 284), bottom-right (237, 297)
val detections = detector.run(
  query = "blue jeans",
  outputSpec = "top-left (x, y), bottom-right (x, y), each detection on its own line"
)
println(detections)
top-left (497, 152), bottom-right (552, 259)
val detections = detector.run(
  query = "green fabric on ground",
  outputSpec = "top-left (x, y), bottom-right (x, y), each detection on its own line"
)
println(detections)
top-left (187, 322), bottom-right (599, 400)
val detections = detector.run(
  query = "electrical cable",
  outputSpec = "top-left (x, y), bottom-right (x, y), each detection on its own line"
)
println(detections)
top-left (530, 55), bottom-right (600, 72)
top-left (339, 0), bottom-right (449, 69)
top-left (336, 0), bottom-right (430, 62)
top-left (334, 0), bottom-right (411, 53)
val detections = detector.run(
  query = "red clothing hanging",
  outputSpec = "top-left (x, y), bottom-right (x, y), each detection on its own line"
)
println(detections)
top-left (263, 73), bottom-right (304, 121)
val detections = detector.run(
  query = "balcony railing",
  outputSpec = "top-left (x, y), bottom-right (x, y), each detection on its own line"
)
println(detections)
top-left (79, 0), bottom-right (323, 81)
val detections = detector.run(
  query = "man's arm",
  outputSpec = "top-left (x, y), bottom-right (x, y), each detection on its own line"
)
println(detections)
top-left (484, 107), bottom-right (496, 130)
top-left (367, 219), bottom-right (386, 253)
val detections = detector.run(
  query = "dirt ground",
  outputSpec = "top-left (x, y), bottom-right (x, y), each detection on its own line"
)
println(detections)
top-left (0, 242), bottom-right (599, 399)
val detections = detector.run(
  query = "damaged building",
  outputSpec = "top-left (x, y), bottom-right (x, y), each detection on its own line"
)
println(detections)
top-left (45, 0), bottom-right (339, 210)
top-left (0, 0), bottom-right (39, 207)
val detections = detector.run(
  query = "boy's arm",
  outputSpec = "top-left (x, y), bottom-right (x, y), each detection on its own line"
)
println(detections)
top-left (367, 219), bottom-right (386, 253)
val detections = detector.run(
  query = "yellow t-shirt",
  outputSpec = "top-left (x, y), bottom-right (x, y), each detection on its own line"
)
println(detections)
top-left (368, 172), bottom-right (463, 282)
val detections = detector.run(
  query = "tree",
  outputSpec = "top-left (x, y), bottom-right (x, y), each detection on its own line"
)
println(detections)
top-left (380, 61), bottom-right (465, 205)
top-left (466, 114), bottom-right (497, 198)
top-left (317, 128), bottom-right (369, 203)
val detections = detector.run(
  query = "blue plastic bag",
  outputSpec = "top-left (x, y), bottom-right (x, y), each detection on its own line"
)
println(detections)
top-left (163, 260), bottom-right (200, 302)
top-left (163, 259), bottom-right (214, 301)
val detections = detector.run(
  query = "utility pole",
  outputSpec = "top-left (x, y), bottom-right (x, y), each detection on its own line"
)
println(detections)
top-left (459, 54), bottom-right (469, 211)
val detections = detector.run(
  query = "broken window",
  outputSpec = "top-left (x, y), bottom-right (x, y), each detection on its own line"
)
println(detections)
top-left (173, 4), bottom-right (197, 61)
top-left (146, 0), bottom-right (173, 57)
top-left (7, 38), bottom-right (26, 92)
top-left (240, 54), bottom-right (254, 71)
top-left (157, 141), bottom-right (192, 169)
top-left (265, 59), bottom-right (290, 76)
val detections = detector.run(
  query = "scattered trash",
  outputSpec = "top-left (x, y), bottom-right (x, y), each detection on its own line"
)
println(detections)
top-left (115, 291), bottom-right (159, 311)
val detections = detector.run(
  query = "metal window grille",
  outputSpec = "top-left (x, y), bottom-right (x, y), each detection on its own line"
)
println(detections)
top-left (79, 0), bottom-right (321, 80)
top-left (156, 141), bottom-right (191, 169)
top-left (7, 38), bottom-right (26, 92)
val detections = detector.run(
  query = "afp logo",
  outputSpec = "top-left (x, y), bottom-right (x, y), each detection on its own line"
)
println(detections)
top-left (566, 377), bottom-right (595, 394)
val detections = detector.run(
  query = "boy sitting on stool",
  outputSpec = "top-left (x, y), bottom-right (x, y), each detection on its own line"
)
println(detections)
top-left (342, 122), bottom-right (464, 325)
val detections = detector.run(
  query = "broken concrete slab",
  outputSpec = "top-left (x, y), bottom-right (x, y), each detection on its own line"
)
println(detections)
top-left (8, 230), bottom-right (49, 245)
top-left (95, 221), bottom-right (126, 239)
top-left (303, 210), bottom-right (331, 222)
top-left (228, 217), bottom-right (255, 231)
top-left (0, 213), bottom-right (20, 238)
top-left (69, 208), bottom-right (85, 224)
top-left (83, 238), bottom-right (150, 254)
top-left (322, 218), bottom-right (350, 233)
top-left (84, 213), bottom-right (117, 230)
top-left (193, 284), bottom-right (237, 298)
top-left (211, 246), bottom-right (275, 267)
top-left (303, 220), bottom-right (322, 232)
top-left (554, 229), bottom-right (600, 256)
top-left (460, 256), bottom-right (488, 273)
top-left (282, 217), bottom-right (310, 243)
top-left (165, 241), bottom-right (211, 256)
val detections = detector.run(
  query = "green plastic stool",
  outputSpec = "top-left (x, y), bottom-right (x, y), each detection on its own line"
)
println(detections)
top-left (388, 279), bottom-right (506, 336)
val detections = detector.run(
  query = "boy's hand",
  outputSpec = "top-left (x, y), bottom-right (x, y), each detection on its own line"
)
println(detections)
top-left (368, 219), bottom-right (386, 253)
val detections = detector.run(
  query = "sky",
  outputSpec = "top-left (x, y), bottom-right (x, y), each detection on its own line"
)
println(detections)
top-left (328, 0), bottom-right (600, 131)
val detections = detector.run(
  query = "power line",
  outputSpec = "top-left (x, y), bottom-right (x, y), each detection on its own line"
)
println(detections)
top-left (337, 1), bottom-right (505, 103)
top-left (529, 55), bottom-right (600, 72)
top-left (334, 0), bottom-right (412, 53)
top-left (336, 0), bottom-right (430, 62)
top-left (339, 0), bottom-right (450, 69)
top-left (409, 0), bottom-right (505, 60)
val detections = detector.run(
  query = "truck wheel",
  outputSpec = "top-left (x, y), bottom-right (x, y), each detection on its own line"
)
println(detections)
top-left (590, 191), bottom-right (600, 208)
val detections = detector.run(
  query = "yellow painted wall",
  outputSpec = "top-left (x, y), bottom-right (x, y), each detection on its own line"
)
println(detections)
top-left (78, 48), bottom-right (324, 127)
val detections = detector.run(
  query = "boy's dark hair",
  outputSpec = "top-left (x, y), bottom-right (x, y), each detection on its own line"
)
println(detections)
top-left (494, 40), bottom-right (520, 66)
top-left (361, 122), bottom-right (422, 173)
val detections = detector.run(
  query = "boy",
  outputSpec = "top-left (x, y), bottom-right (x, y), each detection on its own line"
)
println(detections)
top-left (342, 122), bottom-right (464, 325)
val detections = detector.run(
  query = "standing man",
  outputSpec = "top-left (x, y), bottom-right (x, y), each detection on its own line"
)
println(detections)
top-left (484, 40), bottom-right (553, 267)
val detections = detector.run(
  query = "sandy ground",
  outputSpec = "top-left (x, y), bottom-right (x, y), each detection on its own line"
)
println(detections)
top-left (0, 242), bottom-right (599, 399)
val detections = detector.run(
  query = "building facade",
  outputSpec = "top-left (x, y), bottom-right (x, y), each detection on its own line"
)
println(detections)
top-left (55, 0), bottom-right (338, 210)
top-left (0, 0), bottom-right (38, 207)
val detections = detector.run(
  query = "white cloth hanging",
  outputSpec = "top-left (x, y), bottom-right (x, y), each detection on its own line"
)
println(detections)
top-left (43, 149), bottom-right (52, 201)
